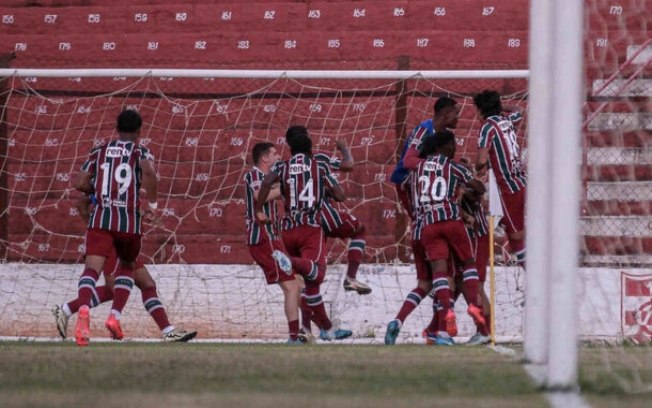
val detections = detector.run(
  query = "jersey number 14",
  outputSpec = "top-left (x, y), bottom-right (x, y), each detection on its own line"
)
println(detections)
top-left (288, 178), bottom-right (315, 208)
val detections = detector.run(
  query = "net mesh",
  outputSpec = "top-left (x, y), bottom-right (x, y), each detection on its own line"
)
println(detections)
top-left (0, 74), bottom-right (528, 340)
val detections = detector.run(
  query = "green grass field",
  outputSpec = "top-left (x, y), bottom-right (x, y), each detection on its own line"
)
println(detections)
top-left (0, 342), bottom-right (649, 408)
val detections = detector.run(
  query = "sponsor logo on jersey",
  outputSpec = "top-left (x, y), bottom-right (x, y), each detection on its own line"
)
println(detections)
top-left (112, 200), bottom-right (127, 208)
top-left (423, 161), bottom-right (443, 172)
top-left (106, 147), bottom-right (130, 157)
top-left (289, 164), bottom-right (310, 174)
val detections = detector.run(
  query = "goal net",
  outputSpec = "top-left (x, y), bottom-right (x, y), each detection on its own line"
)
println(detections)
top-left (0, 71), bottom-right (533, 341)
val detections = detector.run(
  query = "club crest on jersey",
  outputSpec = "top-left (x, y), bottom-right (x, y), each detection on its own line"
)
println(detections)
top-left (102, 197), bottom-right (112, 207)
top-left (621, 272), bottom-right (652, 345)
top-left (289, 164), bottom-right (310, 174)
top-left (106, 147), bottom-right (130, 158)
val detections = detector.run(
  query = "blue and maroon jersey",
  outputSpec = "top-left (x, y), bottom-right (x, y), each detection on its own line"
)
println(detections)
top-left (390, 119), bottom-right (434, 185)
top-left (81, 139), bottom-right (153, 234)
top-left (478, 112), bottom-right (527, 194)
top-left (313, 152), bottom-right (347, 233)
top-left (243, 167), bottom-right (281, 245)
top-left (272, 153), bottom-right (339, 230)
top-left (410, 154), bottom-right (473, 231)
top-left (461, 196), bottom-right (489, 238)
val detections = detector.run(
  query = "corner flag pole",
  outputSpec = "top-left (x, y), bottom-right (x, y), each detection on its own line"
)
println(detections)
top-left (488, 170), bottom-right (504, 346)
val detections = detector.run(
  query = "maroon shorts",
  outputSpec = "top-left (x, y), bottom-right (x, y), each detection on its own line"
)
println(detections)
top-left (411, 239), bottom-right (432, 281)
top-left (85, 228), bottom-right (142, 264)
top-left (282, 225), bottom-right (326, 265)
top-left (475, 233), bottom-right (490, 282)
top-left (282, 225), bottom-right (326, 283)
top-left (248, 239), bottom-right (296, 285)
top-left (395, 181), bottom-right (414, 220)
top-left (103, 247), bottom-right (146, 277)
top-left (421, 220), bottom-right (474, 263)
top-left (325, 212), bottom-right (362, 239)
top-left (499, 188), bottom-right (526, 234)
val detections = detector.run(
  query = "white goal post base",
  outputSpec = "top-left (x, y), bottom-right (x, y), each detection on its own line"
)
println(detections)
top-left (0, 264), bottom-right (647, 342)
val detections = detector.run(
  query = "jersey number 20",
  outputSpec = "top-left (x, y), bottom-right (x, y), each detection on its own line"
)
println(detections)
top-left (418, 175), bottom-right (447, 202)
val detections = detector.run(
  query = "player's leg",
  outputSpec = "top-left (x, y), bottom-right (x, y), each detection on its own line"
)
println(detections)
top-left (134, 263), bottom-right (197, 342)
top-left (423, 254), bottom-right (458, 345)
top-left (445, 221), bottom-right (485, 328)
top-left (282, 229), bottom-right (317, 336)
top-left (385, 239), bottom-right (431, 345)
top-left (298, 225), bottom-right (352, 341)
top-left (331, 214), bottom-right (371, 295)
top-left (278, 276), bottom-right (302, 344)
top-left (467, 233), bottom-right (491, 345)
top-left (73, 228), bottom-right (112, 346)
top-left (420, 223), bottom-right (457, 341)
top-left (499, 189), bottom-right (526, 270)
top-left (250, 238), bottom-right (302, 343)
top-left (105, 232), bottom-right (142, 340)
top-left (53, 254), bottom-right (117, 339)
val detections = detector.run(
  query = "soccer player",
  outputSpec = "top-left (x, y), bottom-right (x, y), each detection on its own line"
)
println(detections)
top-left (422, 180), bottom-right (492, 346)
top-left (71, 109), bottom-right (157, 346)
top-left (285, 126), bottom-right (371, 295)
top-left (390, 97), bottom-right (460, 217)
top-left (244, 142), bottom-right (303, 344)
top-left (256, 131), bottom-right (352, 341)
top-left (473, 90), bottom-right (527, 269)
top-left (52, 196), bottom-right (197, 343)
top-left (385, 131), bottom-right (485, 346)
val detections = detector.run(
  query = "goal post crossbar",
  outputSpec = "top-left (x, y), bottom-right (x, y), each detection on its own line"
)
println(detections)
top-left (0, 68), bottom-right (529, 80)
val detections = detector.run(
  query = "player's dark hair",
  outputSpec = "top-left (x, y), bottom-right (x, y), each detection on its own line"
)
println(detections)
top-left (116, 109), bottom-right (142, 133)
top-left (252, 142), bottom-right (275, 165)
top-left (473, 90), bottom-right (502, 119)
top-left (433, 97), bottom-right (457, 117)
top-left (420, 130), bottom-right (456, 158)
top-left (289, 133), bottom-right (312, 156)
top-left (285, 125), bottom-right (309, 145)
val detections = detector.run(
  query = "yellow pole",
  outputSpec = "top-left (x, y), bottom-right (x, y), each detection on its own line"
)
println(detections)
top-left (489, 215), bottom-right (496, 346)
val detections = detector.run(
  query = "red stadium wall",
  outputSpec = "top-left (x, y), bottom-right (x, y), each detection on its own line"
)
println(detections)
top-left (0, 1), bottom-right (649, 265)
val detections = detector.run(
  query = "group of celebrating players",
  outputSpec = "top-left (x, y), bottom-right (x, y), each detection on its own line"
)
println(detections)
top-left (52, 89), bottom-right (526, 347)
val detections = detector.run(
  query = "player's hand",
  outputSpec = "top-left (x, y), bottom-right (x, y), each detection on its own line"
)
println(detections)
top-left (255, 210), bottom-right (270, 224)
top-left (144, 207), bottom-right (161, 226)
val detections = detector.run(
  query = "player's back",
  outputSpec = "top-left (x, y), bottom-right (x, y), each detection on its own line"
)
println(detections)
top-left (412, 154), bottom-right (472, 225)
top-left (479, 113), bottom-right (527, 193)
top-left (86, 139), bottom-right (151, 234)
top-left (278, 153), bottom-right (327, 229)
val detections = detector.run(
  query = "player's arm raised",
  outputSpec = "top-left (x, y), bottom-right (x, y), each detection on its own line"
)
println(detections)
top-left (475, 123), bottom-right (493, 177)
top-left (402, 128), bottom-right (429, 170)
top-left (322, 163), bottom-right (346, 202)
top-left (255, 170), bottom-right (280, 223)
top-left (140, 158), bottom-right (158, 220)
top-left (335, 139), bottom-right (354, 172)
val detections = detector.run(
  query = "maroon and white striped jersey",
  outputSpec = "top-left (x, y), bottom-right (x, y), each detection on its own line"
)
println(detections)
top-left (272, 153), bottom-right (339, 230)
top-left (81, 139), bottom-right (153, 234)
top-left (243, 167), bottom-right (280, 245)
